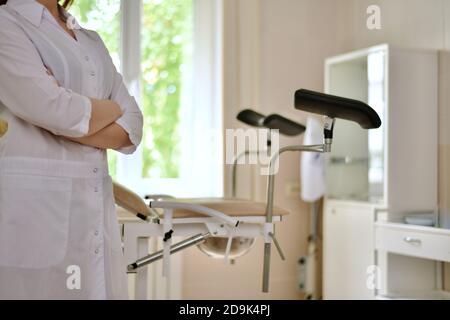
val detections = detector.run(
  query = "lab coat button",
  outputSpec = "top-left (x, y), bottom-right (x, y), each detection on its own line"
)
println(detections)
top-left (90, 71), bottom-right (96, 77)
top-left (93, 168), bottom-right (98, 173)
top-left (84, 55), bottom-right (90, 61)
top-left (95, 249), bottom-right (99, 254)
top-left (94, 230), bottom-right (99, 236)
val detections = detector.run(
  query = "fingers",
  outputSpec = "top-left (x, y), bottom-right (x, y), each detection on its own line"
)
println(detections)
top-left (0, 118), bottom-right (8, 137)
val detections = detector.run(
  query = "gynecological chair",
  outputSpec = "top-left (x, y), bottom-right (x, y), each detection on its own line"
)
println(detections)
top-left (113, 89), bottom-right (382, 298)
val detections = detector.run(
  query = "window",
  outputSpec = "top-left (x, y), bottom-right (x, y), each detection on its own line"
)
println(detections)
top-left (141, 0), bottom-right (193, 179)
top-left (71, 0), bottom-right (223, 198)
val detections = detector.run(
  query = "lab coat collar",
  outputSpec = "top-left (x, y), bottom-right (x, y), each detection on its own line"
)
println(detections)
top-left (6, 0), bottom-right (46, 27)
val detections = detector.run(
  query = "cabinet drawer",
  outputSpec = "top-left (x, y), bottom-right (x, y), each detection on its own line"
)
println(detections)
top-left (375, 222), bottom-right (450, 262)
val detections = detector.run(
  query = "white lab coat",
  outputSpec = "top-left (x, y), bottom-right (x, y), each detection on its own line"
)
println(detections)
top-left (0, 0), bottom-right (143, 299)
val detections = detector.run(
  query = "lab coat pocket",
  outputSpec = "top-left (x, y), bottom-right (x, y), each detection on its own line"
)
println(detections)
top-left (0, 174), bottom-right (72, 269)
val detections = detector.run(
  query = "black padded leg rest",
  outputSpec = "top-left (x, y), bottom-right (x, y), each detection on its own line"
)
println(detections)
top-left (237, 109), bottom-right (266, 127)
top-left (237, 109), bottom-right (306, 136)
top-left (294, 89), bottom-right (382, 129)
top-left (263, 114), bottom-right (306, 136)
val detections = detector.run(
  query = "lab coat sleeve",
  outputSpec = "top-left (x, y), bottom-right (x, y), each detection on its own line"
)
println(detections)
top-left (0, 16), bottom-right (92, 138)
top-left (109, 66), bottom-right (144, 155)
top-left (91, 29), bottom-right (143, 155)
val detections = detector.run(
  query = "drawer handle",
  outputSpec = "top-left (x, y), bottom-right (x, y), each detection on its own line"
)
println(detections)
top-left (403, 237), bottom-right (422, 246)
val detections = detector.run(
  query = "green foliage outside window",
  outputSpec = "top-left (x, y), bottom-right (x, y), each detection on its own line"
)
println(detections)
top-left (141, 0), bottom-right (193, 178)
top-left (70, 0), bottom-right (193, 179)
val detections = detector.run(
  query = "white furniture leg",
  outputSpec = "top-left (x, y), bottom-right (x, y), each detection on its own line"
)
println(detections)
top-left (135, 237), bottom-right (149, 300)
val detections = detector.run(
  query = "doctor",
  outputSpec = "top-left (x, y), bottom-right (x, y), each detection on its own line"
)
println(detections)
top-left (0, 0), bottom-right (143, 299)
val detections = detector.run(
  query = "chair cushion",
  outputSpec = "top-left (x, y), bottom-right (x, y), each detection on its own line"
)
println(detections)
top-left (169, 198), bottom-right (289, 218)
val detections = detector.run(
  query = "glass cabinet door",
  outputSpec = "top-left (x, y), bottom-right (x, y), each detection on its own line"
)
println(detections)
top-left (325, 48), bottom-right (386, 203)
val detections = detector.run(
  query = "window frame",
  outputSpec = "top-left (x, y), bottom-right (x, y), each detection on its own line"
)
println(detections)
top-left (115, 0), bottom-right (224, 198)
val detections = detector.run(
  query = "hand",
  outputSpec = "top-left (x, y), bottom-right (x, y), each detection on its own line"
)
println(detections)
top-left (0, 118), bottom-right (8, 137)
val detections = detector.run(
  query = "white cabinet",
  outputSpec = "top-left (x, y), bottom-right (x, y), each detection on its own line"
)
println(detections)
top-left (323, 200), bottom-right (376, 299)
top-left (323, 44), bottom-right (444, 299)
top-left (324, 44), bottom-right (438, 209)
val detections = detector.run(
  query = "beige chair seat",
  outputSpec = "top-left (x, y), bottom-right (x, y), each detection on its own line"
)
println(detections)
top-left (113, 182), bottom-right (289, 220)
top-left (168, 198), bottom-right (289, 219)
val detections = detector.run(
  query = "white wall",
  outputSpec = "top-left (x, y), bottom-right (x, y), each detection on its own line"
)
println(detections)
top-left (348, 0), bottom-right (449, 51)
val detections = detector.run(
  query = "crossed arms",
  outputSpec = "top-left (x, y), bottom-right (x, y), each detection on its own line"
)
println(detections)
top-left (59, 90), bottom-right (133, 150)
